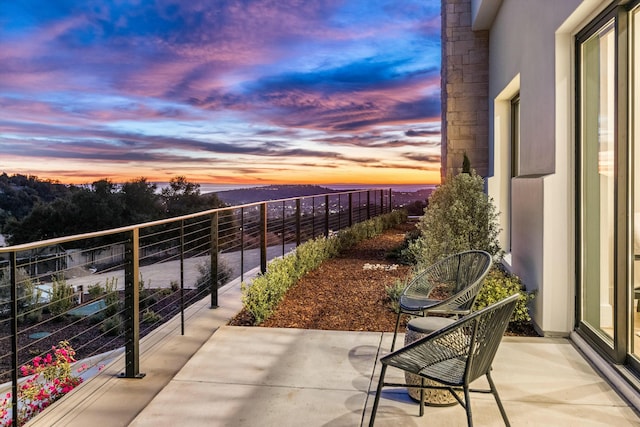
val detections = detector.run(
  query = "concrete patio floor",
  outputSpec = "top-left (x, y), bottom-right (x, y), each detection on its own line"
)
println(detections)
top-left (29, 274), bottom-right (640, 427)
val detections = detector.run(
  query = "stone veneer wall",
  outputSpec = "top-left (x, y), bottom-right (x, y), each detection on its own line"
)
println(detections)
top-left (441, 0), bottom-right (489, 180)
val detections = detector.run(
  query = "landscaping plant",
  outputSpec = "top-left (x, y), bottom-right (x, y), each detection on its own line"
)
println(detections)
top-left (0, 341), bottom-right (83, 426)
top-left (49, 276), bottom-right (74, 317)
top-left (408, 170), bottom-right (502, 267)
top-left (241, 210), bottom-right (407, 324)
top-left (404, 169), bottom-right (535, 326)
top-left (384, 278), bottom-right (408, 314)
top-left (474, 266), bottom-right (535, 323)
top-left (195, 256), bottom-right (233, 294)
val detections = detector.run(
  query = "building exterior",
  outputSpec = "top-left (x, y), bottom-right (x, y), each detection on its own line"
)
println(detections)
top-left (442, 0), bottom-right (640, 401)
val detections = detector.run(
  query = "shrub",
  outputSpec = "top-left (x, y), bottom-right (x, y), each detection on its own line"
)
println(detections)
top-left (473, 266), bottom-right (535, 322)
top-left (408, 170), bottom-right (502, 267)
top-left (194, 256), bottom-right (234, 294)
top-left (142, 309), bottom-right (162, 324)
top-left (0, 341), bottom-right (85, 426)
top-left (392, 227), bottom-right (421, 265)
top-left (384, 278), bottom-right (408, 314)
top-left (0, 341), bottom-right (83, 425)
top-left (241, 210), bottom-right (406, 324)
top-left (103, 277), bottom-right (120, 318)
top-left (49, 276), bottom-right (74, 317)
top-left (170, 280), bottom-right (180, 292)
top-left (100, 315), bottom-right (122, 336)
top-left (0, 267), bottom-right (41, 319)
top-left (87, 282), bottom-right (104, 300)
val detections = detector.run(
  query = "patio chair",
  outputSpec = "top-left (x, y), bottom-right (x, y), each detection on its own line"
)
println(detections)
top-left (390, 250), bottom-right (492, 351)
top-left (369, 293), bottom-right (519, 427)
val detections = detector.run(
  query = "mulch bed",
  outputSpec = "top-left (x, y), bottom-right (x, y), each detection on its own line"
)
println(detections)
top-left (229, 221), bottom-right (539, 337)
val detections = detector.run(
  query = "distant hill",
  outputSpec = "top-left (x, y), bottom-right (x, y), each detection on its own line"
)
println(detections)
top-left (214, 184), bottom-right (434, 216)
top-left (215, 185), bottom-right (340, 205)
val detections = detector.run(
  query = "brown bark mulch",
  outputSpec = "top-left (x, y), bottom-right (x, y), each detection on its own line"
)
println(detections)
top-left (229, 222), bottom-right (415, 331)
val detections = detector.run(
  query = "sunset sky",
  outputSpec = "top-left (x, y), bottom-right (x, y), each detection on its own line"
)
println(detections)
top-left (0, 0), bottom-right (442, 187)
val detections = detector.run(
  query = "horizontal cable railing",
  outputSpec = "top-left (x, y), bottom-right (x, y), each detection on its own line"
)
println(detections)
top-left (0, 188), bottom-right (392, 426)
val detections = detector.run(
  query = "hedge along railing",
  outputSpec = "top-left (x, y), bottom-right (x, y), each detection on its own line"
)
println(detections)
top-left (241, 210), bottom-right (408, 324)
top-left (0, 188), bottom-right (392, 426)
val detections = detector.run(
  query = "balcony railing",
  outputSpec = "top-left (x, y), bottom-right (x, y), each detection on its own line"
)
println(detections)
top-left (0, 188), bottom-right (392, 425)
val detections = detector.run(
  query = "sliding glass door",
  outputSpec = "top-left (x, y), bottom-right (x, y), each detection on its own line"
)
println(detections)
top-left (579, 18), bottom-right (616, 348)
top-left (577, 2), bottom-right (639, 365)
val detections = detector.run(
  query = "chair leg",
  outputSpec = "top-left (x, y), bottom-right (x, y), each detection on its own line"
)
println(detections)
top-left (390, 310), bottom-right (402, 352)
top-left (486, 371), bottom-right (510, 427)
top-left (463, 386), bottom-right (473, 427)
top-left (369, 364), bottom-right (388, 427)
top-left (419, 377), bottom-right (425, 417)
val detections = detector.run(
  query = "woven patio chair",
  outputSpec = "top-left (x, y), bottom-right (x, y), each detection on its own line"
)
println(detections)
top-left (390, 250), bottom-right (492, 351)
top-left (369, 293), bottom-right (519, 427)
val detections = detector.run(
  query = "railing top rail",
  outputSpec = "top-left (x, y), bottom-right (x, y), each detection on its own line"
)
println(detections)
top-left (0, 188), bottom-right (388, 253)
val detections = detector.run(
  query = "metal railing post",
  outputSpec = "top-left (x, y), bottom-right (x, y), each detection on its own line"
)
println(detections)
top-left (312, 197), bottom-right (316, 238)
top-left (388, 188), bottom-right (393, 212)
top-left (179, 220), bottom-right (185, 335)
top-left (380, 189), bottom-right (384, 215)
top-left (210, 212), bottom-right (219, 308)
top-left (296, 199), bottom-right (301, 246)
top-left (240, 207), bottom-right (244, 282)
top-left (337, 194), bottom-right (341, 230)
top-left (324, 195), bottom-right (330, 237)
top-left (348, 193), bottom-right (353, 227)
top-left (260, 203), bottom-right (267, 273)
top-left (367, 190), bottom-right (371, 219)
top-left (121, 228), bottom-right (144, 378)
top-left (10, 252), bottom-right (18, 427)
top-left (282, 201), bottom-right (286, 256)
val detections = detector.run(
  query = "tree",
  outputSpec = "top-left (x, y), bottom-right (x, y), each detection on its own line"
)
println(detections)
top-left (159, 176), bottom-right (224, 217)
top-left (70, 180), bottom-right (123, 232)
top-left (408, 170), bottom-right (502, 267)
top-left (2, 175), bottom-right (227, 244)
top-left (120, 178), bottom-right (162, 224)
top-left (462, 152), bottom-right (471, 174)
top-left (160, 176), bottom-right (202, 217)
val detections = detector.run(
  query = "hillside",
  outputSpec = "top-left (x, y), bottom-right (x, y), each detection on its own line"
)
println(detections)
top-left (214, 184), bottom-right (433, 216)
top-left (215, 184), bottom-right (340, 205)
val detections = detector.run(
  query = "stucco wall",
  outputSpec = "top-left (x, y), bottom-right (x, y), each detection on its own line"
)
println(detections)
top-left (446, 0), bottom-right (613, 334)
top-left (480, 0), bottom-right (584, 335)
top-left (487, 1), bottom-right (583, 176)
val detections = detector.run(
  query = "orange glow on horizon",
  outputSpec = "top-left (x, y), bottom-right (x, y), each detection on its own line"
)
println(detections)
top-left (2, 154), bottom-right (442, 187)
top-left (8, 169), bottom-right (441, 187)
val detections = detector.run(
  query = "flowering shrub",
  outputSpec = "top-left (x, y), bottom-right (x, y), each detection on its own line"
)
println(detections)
top-left (0, 341), bottom-right (83, 426)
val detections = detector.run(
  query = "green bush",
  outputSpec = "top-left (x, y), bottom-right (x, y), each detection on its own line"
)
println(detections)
top-left (195, 256), bottom-right (234, 294)
top-left (241, 210), bottom-right (407, 324)
top-left (100, 315), bottom-right (122, 336)
top-left (87, 283), bottom-right (104, 300)
top-left (474, 266), bottom-right (535, 322)
top-left (170, 280), bottom-right (180, 292)
top-left (384, 278), bottom-right (408, 314)
top-left (408, 170), bottom-right (502, 267)
top-left (0, 267), bottom-right (41, 318)
top-left (103, 277), bottom-right (120, 317)
top-left (142, 309), bottom-right (162, 324)
top-left (49, 276), bottom-right (74, 317)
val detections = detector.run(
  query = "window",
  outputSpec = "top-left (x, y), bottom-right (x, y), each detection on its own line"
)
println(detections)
top-left (511, 94), bottom-right (520, 178)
